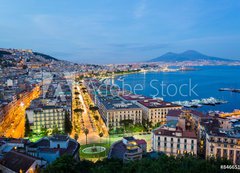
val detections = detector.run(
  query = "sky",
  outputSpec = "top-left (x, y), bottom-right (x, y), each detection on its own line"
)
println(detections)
top-left (0, 0), bottom-right (240, 64)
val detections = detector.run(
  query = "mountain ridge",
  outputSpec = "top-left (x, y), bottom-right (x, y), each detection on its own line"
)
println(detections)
top-left (148, 50), bottom-right (237, 62)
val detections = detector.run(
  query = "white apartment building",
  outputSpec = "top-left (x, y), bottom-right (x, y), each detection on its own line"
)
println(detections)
top-left (26, 106), bottom-right (66, 132)
top-left (97, 96), bottom-right (143, 129)
top-left (152, 125), bottom-right (197, 156)
top-left (137, 99), bottom-right (182, 126)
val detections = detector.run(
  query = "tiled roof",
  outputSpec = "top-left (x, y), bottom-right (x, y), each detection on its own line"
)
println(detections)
top-left (0, 151), bottom-right (38, 172)
top-left (28, 136), bottom-right (79, 156)
top-left (135, 139), bottom-right (147, 145)
top-left (153, 128), bottom-right (197, 139)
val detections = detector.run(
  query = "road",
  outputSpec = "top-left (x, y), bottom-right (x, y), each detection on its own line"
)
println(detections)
top-left (0, 86), bottom-right (40, 138)
top-left (71, 82), bottom-right (108, 144)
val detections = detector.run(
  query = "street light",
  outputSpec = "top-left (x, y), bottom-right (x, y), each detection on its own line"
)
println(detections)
top-left (20, 102), bottom-right (24, 107)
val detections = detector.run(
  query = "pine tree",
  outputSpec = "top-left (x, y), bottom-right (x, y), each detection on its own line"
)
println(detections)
top-left (24, 114), bottom-right (31, 137)
top-left (64, 112), bottom-right (73, 134)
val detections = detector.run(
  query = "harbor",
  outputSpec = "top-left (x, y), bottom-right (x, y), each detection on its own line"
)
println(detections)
top-left (172, 97), bottom-right (228, 108)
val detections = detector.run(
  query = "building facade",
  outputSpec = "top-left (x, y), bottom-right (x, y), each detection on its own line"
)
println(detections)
top-left (201, 118), bottom-right (240, 164)
top-left (97, 96), bottom-right (143, 129)
top-left (137, 99), bottom-right (182, 126)
top-left (26, 106), bottom-right (67, 132)
top-left (152, 126), bottom-right (197, 156)
top-left (205, 133), bottom-right (240, 164)
top-left (109, 136), bottom-right (147, 162)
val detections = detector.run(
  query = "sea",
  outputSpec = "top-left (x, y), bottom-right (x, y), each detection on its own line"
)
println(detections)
top-left (112, 66), bottom-right (240, 113)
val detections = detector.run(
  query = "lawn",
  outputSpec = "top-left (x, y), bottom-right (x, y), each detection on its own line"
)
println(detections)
top-left (28, 134), bottom-right (45, 142)
top-left (109, 124), bottom-right (147, 135)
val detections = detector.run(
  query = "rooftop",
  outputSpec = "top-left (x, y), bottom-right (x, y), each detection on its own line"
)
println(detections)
top-left (138, 99), bottom-right (181, 109)
top-left (153, 127), bottom-right (197, 139)
top-left (0, 151), bottom-right (39, 172)
top-left (98, 96), bottom-right (141, 110)
top-left (28, 135), bottom-right (79, 156)
top-left (201, 118), bottom-right (240, 138)
top-left (50, 134), bottom-right (69, 142)
top-left (120, 94), bottom-right (150, 101)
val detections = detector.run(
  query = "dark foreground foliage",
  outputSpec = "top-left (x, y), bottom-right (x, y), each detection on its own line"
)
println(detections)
top-left (44, 154), bottom-right (237, 173)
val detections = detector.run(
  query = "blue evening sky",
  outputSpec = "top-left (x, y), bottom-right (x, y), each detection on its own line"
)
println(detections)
top-left (0, 0), bottom-right (240, 64)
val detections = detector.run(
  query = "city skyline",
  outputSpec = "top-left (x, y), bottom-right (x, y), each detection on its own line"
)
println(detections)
top-left (1, 0), bottom-right (240, 64)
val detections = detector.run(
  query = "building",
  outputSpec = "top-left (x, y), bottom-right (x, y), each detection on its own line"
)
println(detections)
top-left (0, 150), bottom-right (47, 173)
top-left (97, 96), bottom-right (143, 129)
top-left (26, 135), bottom-right (80, 164)
top-left (0, 138), bottom-right (30, 158)
top-left (152, 119), bottom-right (197, 156)
top-left (137, 99), bottom-right (182, 126)
top-left (109, 136), bottom-right (147, 162)
top-left (26, 106), bottom-right (67, 133)
top-left (120, 94), bottom-right (151, 104)
top-left (200, 118), bottom-right (240, 164)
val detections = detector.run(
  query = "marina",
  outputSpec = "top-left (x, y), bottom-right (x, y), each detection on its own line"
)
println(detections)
top-left (172, 97), bottom-right (228, 108)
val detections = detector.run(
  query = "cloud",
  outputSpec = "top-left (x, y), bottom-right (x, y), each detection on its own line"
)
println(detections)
top-left (109, 43), bottom-right (169, 51)
top-left (134, 0), bottom-right (147, 18)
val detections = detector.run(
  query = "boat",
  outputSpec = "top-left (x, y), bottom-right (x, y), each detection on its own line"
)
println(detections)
top-left (179, 66), bottom-right (196, 71)
top-left (117, 76), bottom-right (125, 81)
top-left (219, 88), bottom-right (233, 91)
top-left (218, 88), bottom-right (240, 93)
top-left (232, 89), bottom-right (240, 93)
top-left (173, 97), bottom-right (227, 108)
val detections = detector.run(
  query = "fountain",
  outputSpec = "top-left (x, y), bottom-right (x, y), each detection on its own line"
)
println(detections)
top-left (82, 145), bottom-right (106, 154)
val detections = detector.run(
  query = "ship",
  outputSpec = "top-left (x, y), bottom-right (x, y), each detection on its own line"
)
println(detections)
top-left (232, 89), bottom-right (240, 93)
top-left (179, 66), bottom-right (196, 71)
top-left (172, 97), bottom-right (227, 108)
top-left (218, 88), bottom-right (240, 93)
top-left (219, 88), bottom-right (233, 91)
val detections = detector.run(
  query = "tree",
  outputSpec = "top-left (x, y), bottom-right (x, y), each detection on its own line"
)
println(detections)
top-left (120, 119), bottom-right (133, 127)
top-left (52, 125), bottom-right (59, 135)
top-left (93, 115), bottom-right (99, 121)
top-left (74, 92), bottom-right (80, 95)
top-left (74, 108), bottom-right (84, 114)
top-left (44, 155), bottom-right (78, 173)
top-left (89, 106), bottom-right (99, 114)
top-left (99, 132), bottom-right (103, 143)
top-left (143, 119), bottom-right (153, 130)
top-left (24, 114), bottom-right (31, 137)
top-left (40, 126), bottom-right (48, 136)
top-left (45, 152), bottom-right (233, 173)
top-left (74, 133), bottom-right (79, 141)
top-left (64, 112), bottom-right (72, 134)
top-left (84, 128), bottom-right (89, 145)
top-left (120, 119), bottom-right (133, 132)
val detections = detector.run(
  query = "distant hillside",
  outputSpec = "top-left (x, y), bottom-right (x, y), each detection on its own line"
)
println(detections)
top-left (0, 48), bottom-right (60, 68)
top-left (33, 52), bottom-right (59, 61)
top-left (0, 50), bottom-right (12, 58)
top-left (148, 50), bottom-right (235, 62)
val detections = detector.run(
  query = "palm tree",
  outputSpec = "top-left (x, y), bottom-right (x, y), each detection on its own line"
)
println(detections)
top-left (84, 128), bottom-right (89, 145)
